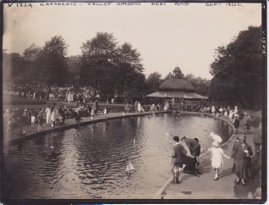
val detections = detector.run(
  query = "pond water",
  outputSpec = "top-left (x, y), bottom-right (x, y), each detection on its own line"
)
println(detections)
top-left (3, 113), bottom-right (233, 199)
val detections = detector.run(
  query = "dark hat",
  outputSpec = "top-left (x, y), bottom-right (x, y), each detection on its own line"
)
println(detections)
top-left (181, 136), bottom-right (187, 141)
top-left (173, 136), bottom-right (179, 142)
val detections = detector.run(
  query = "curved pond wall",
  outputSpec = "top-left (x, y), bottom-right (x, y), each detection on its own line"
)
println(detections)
top-left (3, 112), bottom-right (233, 199)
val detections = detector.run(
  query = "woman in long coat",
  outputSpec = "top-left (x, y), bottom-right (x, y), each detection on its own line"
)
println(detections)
top-left (231, 135), bottom-right (253, 185)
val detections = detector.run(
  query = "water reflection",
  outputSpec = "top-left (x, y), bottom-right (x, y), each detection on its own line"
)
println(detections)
top-left (3, 113), bottom-right (232, 199)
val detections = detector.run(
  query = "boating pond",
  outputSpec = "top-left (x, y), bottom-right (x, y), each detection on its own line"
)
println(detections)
top-left (2, 113), bottom-right (233, 199)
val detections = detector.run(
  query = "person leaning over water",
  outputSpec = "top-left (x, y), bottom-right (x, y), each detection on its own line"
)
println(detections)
top-left (183, 137), bottom-right (201, 171)
top-left (180, 136), bottom-right (200, 176)
top-left (170, 136), bottom-right (186, 184)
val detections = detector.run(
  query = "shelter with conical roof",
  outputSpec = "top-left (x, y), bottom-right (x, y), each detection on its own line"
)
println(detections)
top-left (147, 67), bottom-right (207, 100)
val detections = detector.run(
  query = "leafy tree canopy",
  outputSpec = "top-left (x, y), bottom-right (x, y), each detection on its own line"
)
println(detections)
top-left (209, 26), bottom-right (262, 109)
top-left (146, 71), bottom-right (163, 94)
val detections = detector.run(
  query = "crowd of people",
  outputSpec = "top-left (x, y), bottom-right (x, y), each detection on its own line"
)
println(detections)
top-left (170, 115), bottom-right (262, 186)
top-left (4, 99), bottom-right (167, 136)
top-left (3, 91), bottom-right (262, 196)
top-left (3, 99), bottom-right (101, 135)
top-left (3, 83), bottom-right (99, 103)
top-left (4, 96), bottom-right (259, 142)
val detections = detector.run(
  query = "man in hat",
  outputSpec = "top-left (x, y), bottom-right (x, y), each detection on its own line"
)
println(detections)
top-left (170, 136), bottom-right (186, 183)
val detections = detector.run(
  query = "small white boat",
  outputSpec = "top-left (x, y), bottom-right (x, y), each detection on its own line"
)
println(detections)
top-left (126, 161), bottom-right (135, 172)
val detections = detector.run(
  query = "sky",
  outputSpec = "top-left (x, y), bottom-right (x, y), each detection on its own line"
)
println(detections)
top-left (3, 2), bottom-right (262, 79)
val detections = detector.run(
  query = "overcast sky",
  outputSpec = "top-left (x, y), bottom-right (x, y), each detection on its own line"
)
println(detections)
top-left (3, 3), bottom-right (262, 79)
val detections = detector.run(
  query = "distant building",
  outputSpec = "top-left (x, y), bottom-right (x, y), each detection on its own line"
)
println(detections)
top-left (146, 67), bottom-right (207, 101)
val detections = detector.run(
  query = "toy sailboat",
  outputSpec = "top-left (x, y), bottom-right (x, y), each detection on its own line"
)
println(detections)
top-left (126, 161), bottom-right (135, 172)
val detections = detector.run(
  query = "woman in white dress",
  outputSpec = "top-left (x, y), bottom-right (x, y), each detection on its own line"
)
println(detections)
top-left (45, 105), bottom-right (51, 125)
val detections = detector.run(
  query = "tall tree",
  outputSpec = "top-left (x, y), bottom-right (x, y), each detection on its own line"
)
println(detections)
top-left (80, 32), bottom-right (117, 95)
top-left (36, 36), bottom-right (68, 94)
top-left (23, 43), bottom-right (41, 63)
top-left (113, 42), bottom-right (144, 96)
top-left (80, 33), bottom-right (144, 99)
top-left (66, 55), bottom-right (82, 88)
top-left (22, 43), bottom-right (42, 81)
top-left (209, 26), bottom-right (262, 109)
top-left (125, 72), bottom-right (147, 101)
top-left (146, 72), bottom-right (162, 94)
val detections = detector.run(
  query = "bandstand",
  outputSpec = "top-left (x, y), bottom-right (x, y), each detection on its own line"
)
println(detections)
top-left (146, 67), bottom-right (207, 105)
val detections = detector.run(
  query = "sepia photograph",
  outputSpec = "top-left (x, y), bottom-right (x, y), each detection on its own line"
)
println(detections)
top-left (1, 0), bottom-right (266, 203)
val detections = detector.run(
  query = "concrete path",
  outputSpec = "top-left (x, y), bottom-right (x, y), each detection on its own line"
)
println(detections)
top-left (155, 115), bottom-right (262, 200)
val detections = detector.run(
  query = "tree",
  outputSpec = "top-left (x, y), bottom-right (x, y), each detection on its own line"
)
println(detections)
top-left (36, 36), bottom-right (68, 94)
top-left (80, 32), bottom-right (117, 95)
top-left (80, 33), bottom-right (145, 99)
top-left (146, 72), bottom-right (162, 94)
top-left (113, 42), bottom-right (144, 97)
top-left (22, 43), bottom-right (42, 81)
top-left (66, 55), bottom-right (82, 88)
top-left (209, 26), bottom-right (262, 109)
top-left (23, 43), bottom-right (41, 63)
top-left (3, 52), bottom-right (26, 84)
top-left (185, 74), bottom-right (210, 97)
top-left (125, 72), bottom-right (147, 102)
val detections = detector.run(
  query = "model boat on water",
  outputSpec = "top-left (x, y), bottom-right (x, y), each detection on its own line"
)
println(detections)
top-left (126, 161), bottom-right (135, 172)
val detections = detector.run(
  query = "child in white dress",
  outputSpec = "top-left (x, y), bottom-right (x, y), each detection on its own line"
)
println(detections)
top-left (210, 141), bottom-right (231, 180)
